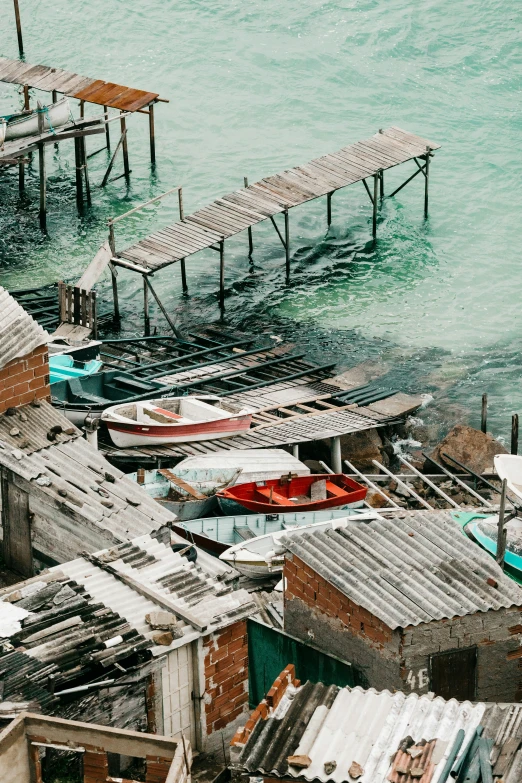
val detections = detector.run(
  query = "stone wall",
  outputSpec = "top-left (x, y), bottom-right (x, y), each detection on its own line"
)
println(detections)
top-left (0, 344), bottom-right (50, 414)
top-left (203, 620), bottom-right (250, 739)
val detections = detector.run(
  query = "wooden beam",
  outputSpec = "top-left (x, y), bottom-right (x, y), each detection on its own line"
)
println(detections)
top-left (13, 0), bottom-right (23, 55)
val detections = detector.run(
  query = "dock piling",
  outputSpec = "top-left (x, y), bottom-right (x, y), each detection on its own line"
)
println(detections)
top-left (219, 240), bottom-right (225, 310)
top-left (372, 173), bottom-right (379, 239)
top-left (424, 146), bottom-right (431, 218)
top-left (104, 106), bottom-right (110, 151)
top-left (108, 224), bottom-right (120, 322)
top-left (512, 414), bottom-right (519, 455)
top-left (74, 136), bottom-right (84, 208)
top-left (81, 137), bottom-right (92, 206)
top-left (379, 170), bottom-right (384, 199)
top-left (100, 129), bottom-right (126, 187)
top-left (481, 393), bottom-right (488, 433)
top-left (284, 208), bottom-right (290, 283)
top-left (496, 478), bottom-right (507, 570)
top-left (178, 188), bottom-right (188, 294)
top-left (120, 113), bottom-right (131, 183)
top-left (13, 0), bottom-right (23, 55)
top-left (244, 177), bottom-right (254, 257)
top-left (149, 102), bottom-right (156, 165)
top-left (143, 276), bottom-right (150, 336)
top-left (327, 192), bottom-right (333, 227)
top-left (38, 143), bottom-right (46, 230)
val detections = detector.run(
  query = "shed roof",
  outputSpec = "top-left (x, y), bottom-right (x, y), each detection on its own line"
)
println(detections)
top-left (0, 401), bottom-right (174, 547)
top-left (281, 511), bottom-right (522, 628)
top-left (59, 533), bottom-right (256, 648)
top-left (233, 680), bottom-right (486, 783)
top-left (0, 286), bottom-right (48, 371)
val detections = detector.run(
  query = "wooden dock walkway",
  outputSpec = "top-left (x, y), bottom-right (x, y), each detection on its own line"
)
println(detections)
top-left (114, 126), bottom-right (438, 268)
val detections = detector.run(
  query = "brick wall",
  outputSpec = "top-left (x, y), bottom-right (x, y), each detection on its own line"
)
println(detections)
top-left (0, 345), bottom-right (50, 414)
top-left (203, 620), bottom-right (249, 737)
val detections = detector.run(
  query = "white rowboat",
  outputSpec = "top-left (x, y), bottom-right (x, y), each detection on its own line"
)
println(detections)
top-left (102, 395), bottom-right (254, 447)
top-left (4, 97), bottom-right (70, 141)
top-left (494, 454), bottom-right (522, 503)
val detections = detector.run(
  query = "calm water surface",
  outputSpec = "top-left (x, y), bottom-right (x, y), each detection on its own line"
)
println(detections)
top-left (0, 0), bottom-right (521, 443)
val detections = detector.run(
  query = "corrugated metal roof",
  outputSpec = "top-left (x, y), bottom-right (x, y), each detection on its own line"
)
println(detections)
top-left (0, 402), bottom-right (174, 544)
top-left (234, 683), bottom-right (485, 783)
top-left (281, 511), bottom-right (522, 628)
top-left (60, 534), bottom-right (256, 649)
top-left (0, 286), bottom-right (48, 371)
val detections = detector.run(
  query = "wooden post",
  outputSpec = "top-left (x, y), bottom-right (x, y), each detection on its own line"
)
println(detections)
top-left (292, 444), bottom-right (299, 459)
top-left (108, 223), bottom-right (120, 321)
top-left (219, 240), bottom-right (225, 310)
top-left (80, 100), bottom-right (85, 119)
top-left (481, 393), bottom-right (487, 434)
top-left (100, 129), bottom-right (126, 187)
top-left (380, 170), bottom-right (384, 199)
top-left (52, 89), bottom-right (57, 103)
top-left (327, 192), bottom-right (333, 227)
top-left (424, 146), bottom-right (431, 218)
top-left (177, 188), bottom-right (188, 293)
top-left (244, 176), bottom-right (254, 256)
top-left (81, 136), bottom-right (91, 206)
top-left (143, 275), bottom-right (150, 335)
top-left (496, 478), bottom-right (507, 570)
top-left (372, 173), bottom-right (379, 239)
top-left (23, 84), bottom-right (29, 110)
top-left (103, 105), bottom-right (110, 150)
top-left (13, 0), bottom-right (23, 56)
top-left (512, 414), bottom-right (519, 455)
top-left (284, 208), bottom-right (290, 283)
top-left (120, 113), bottom-right (130, 183)
top-left (18, 159), bottom-right (24, 192)
top-left (74, 136), bottom-right (83, 208)
top-left (38, 143), bottom-right (46, 229)
top-left (149, 102), bottom-right (156, 165)
top-left (331, 436), bottom-right (342, 473)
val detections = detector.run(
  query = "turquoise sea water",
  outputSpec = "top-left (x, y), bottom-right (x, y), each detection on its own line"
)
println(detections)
top-left (1, 0), bottom-right (521, 444)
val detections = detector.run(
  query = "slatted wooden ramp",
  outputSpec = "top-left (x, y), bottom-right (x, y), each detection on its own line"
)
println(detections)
top-left (0, 56), bottom-right (160, 112)
top-left (116, 126), bottom-right (440, 272)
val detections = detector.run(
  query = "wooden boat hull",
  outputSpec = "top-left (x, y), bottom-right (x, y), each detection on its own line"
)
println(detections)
top-left (216, 473), bottom-right (367, 514)
top-left (105, 413), bottom-right (252, 447)
top-left (467, 517), bottom-right (522, 584)
top-left (494, 454), bottom-right (522, 503)
top-left (158, 496), bottom-right (217, 521)
top-left (4, 97), bottom-right (70, 141)
top-left (218, 496), bottom-right (364, 516)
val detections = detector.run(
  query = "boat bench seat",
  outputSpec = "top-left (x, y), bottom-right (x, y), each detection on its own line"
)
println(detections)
top-left (113, 375), bottom-right (156, 391)
top-left (325, 481), bottom-right (347, 498)
top-left (234, 526), bottom-right (257, 541)
top-left (257, 487), bottom-right (292, 505)
top-left (68, 377), bottom-right (107, 404)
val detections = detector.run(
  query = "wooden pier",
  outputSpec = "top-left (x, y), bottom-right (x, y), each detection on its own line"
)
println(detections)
top-left (109, 126), bottom-right (440, 317)
top-left (0, 56), bottom-right (167, 226)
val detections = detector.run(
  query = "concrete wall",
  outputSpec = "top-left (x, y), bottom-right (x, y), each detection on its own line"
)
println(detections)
top-left (202, 620), bottom-right (250, 751)
top-left (0, 717), bottom-right (31, 783)
top-left (402, 607), bottom-right (522, 702)
top-left (0, 345), bottom-right (50, 414)
top-left (284, 554), bottom-right (403, 690)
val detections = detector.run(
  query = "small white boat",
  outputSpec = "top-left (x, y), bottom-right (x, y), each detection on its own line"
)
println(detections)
top-left (102, 395), bottom-right (254, 448)
top-left (219, 511), bottom-right (381, 578)
top-left (0, 119), bottom-right (6, 147)
top-left (173, 449), bottom-right (310, 485)
top-left (494, 454), bottom-right (522, 503)
top-left (4, 97), bottom-right (70, 141)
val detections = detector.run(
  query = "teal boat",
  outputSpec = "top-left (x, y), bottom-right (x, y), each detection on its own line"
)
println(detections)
top-left (466, 515), bottom-right (522, 585)
top-left (49, 355), bottom-right (103, 384)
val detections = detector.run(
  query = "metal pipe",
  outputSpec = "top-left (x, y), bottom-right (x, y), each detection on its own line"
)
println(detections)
top-left (38, 143), bottom-right (46, 230)
top-left (327, 191), bottom-right (333, 227)
top-left (421, 452), bottom-right (495, 508)
top-left (104, 105), bottom-right (110, 150)
top-left (343, 459), bottom-right (400, 509)
top-left (372, 173), bottom-right (379, 239)
top-left (120, 113), bottom-right (130, 182)
top-left (13, 0), bottom-right (23, 55)
top-left (379, 170), bottom-right (384, 199)
top-left (388, 164), bottom-right (426, 198)
top-left (149, 101), bottom-right (156, 165)
top-left (110, 186), bottom-right (181, 224)
top-left (144, 276), bottom-right (182, 338)
top-left (292, 444), bottom-right (299, 460)
top-left (371, 460), bottom-right (433, 510)
top-left (497, 478), bottom-right (507, 569)
top-left (440, 452), bottom-right (503, 497)
top-left (424, 146), bottom-right (430, 218)
top-left (330, 436), bottom-right (342, 473)
top-left (219, 239), bottom-right (225, 310)
top-left (437, 729), bottom-right (465, 783)
top-left (397, 455), bottom-right (459, 508)
top-left (143, 276), bottom-right (150, 336)
top-left (100, 129), bottom-right (126, 187)
top-left (180, 258), bottom-right (188, 294)
top-left (284, 208), bottom-right (290, 283)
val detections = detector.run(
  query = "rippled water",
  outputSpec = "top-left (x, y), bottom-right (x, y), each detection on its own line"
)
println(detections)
top-left (1, 0), bottom-right (521, 443)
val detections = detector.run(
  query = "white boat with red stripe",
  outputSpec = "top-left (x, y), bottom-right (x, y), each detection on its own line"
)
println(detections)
top-left (102, 395), bottom-right (254, 448)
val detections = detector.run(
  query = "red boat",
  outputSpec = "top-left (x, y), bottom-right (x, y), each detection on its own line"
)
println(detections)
top-left (216, 473), bottom-right (367, 514)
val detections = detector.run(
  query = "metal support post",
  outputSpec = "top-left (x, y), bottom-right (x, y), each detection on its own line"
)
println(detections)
top-left (331, 436), bottom-right (342, 473)
top-left (38, 143), bottom-right (46, 230)
top-left (244, 176), bottom-right (254, 256)
top-left (81, 136), bottom-right (91, 206)
top-left (104, 106), bottom-right (110, 150)
top-left (327, 191), bottom-right (333, 227)
top-left (219, 240), bottom-right (225, 310)
top-left (180, 260), bottom-right (188, 294)
top-left (18, 160), bottom-right (24, 192)
top-left (284, 208), bottom-right (290, 283)
top-left (292, 444), bottom-right (299, 460)
top-left (52, 90), bottom-right (57, 103)
top-left (23, 84), bottom-right (29, 110)
top-left (13, 0), bottom-right (23, 55)
top-left (380, 170), bottom-right (384, 199)
top-left (512, 414), bottom-right (519, 455)
top-left (80, 100), bottom-right (85, 119)
top-left (424, 146), bottom-right (431, 218)
top-left (143, 276), bottom-right (150, 336)
top-left (100, 129), bottom-right (126, 187)
top-left (481, 393), bottom-right (488, 433)
top-left (149, 102), bottom-right (156, 165)
top-left (372, 172), bottom-right (379, 239)
top-left (120, 113), bottom-right (130, 183)
top-left (144, 276), bottom-right (182, 338)
top-left (496, 478), bottom-right (507, 570)
top-left (108, 223), bottom-right (120, 321)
